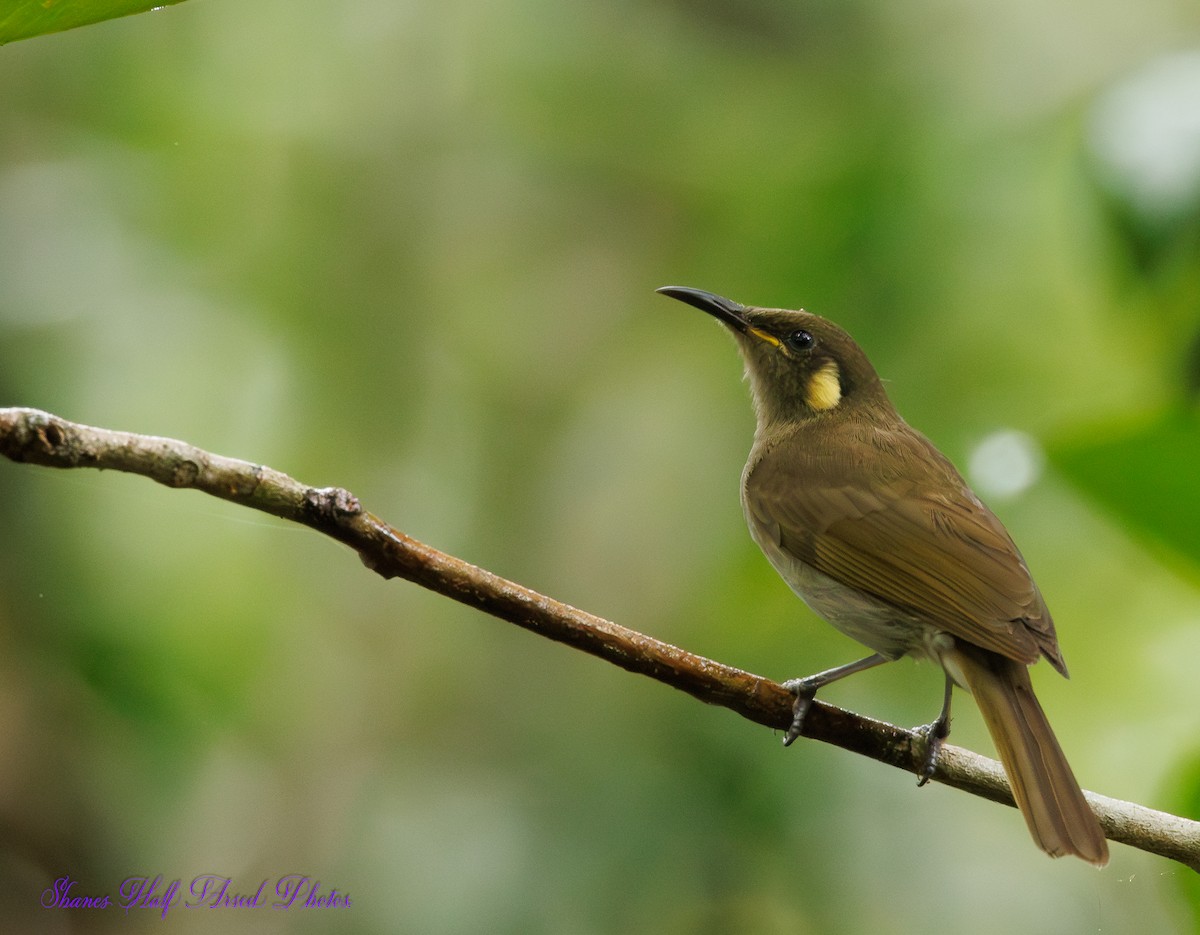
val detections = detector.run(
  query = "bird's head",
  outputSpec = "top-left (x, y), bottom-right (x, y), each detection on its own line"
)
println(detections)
top-left (657, 286), bottom-right (894, 429)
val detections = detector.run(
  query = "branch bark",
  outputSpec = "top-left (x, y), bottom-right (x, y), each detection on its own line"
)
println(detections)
top-left (2, 406), bottom-right (1197, 870)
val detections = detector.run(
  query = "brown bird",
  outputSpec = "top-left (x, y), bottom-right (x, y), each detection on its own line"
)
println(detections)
top-left (658, 285), bottom-right (1107, 866)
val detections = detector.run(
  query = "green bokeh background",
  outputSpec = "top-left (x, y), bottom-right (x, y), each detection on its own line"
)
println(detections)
top-left (3, 1), bottom-right (1200, 932)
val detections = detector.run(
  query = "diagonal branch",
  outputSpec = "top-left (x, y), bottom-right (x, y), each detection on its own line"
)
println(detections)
top-left (1, 406), bottom-right (1197, 870)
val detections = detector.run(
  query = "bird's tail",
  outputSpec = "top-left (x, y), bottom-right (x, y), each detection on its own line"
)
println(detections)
top-left (944, 646), bottom-right (1108, 866)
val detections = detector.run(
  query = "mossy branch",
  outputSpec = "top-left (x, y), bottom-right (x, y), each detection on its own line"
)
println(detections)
top-left (2, 406), bottom-right (1197, 870)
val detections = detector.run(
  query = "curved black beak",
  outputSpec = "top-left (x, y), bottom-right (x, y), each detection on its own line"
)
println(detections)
top-left (656, 286), bottom-right (748, 333)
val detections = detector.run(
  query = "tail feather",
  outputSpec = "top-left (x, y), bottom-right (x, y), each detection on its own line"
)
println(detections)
top-left (945, 647), bottom-right (1108, 866)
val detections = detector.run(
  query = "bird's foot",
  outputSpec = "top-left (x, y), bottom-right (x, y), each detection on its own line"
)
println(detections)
top-left (914, 714), bottom-right (951, 787)
top-left (780, 677), bottom-right (819, 747)
top-left (777, 655), bottom-right (891, 748)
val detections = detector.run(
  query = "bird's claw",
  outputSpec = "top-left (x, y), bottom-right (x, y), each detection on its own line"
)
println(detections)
top-left (915, 715), bottom-right (951, 787)
top-left (781, 678), bottom-right (817, 747)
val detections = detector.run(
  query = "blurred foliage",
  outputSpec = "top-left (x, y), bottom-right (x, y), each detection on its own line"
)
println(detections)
top-left (0, 0), bottom-right (186, 46)
top-left (1052, 410), bottom-right (1200, 584)
top-left (1170, 752), bottom-right (1200, 929)
top-left (3, 1), bottom-right (1200, 933)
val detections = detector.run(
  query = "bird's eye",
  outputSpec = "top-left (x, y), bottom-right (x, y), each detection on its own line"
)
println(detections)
top-left (785, 329), bottom-right (814, 352)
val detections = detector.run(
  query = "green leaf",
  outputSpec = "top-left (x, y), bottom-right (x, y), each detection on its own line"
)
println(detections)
top-left (1050, 409), bottom-right (1200, 574)
top-left (0, 0), bottom-right (186, 46)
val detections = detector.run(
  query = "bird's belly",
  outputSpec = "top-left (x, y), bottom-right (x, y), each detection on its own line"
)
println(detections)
top-left (755, 536), bottom-right (942, 662)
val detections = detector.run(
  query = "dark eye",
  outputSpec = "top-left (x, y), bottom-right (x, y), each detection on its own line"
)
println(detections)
top-left (785, 329), bottom-right (814, 352)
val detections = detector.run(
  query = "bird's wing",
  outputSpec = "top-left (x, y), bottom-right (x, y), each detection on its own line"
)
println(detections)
top-left (744, 431), bottom-right (1064, 672)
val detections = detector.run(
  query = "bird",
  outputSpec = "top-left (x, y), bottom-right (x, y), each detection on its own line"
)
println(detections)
top-left (657, 285), bottom-right (1108, 866)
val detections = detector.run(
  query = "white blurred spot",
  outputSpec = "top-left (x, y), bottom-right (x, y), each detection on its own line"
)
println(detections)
top-left (968, 430), bottom-right (1044, 500)
top-left (1089, 51), bottom-right (1200, 226)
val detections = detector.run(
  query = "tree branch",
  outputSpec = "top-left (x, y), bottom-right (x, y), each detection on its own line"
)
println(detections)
top-left (2, 406), bottom-right (1197, 870)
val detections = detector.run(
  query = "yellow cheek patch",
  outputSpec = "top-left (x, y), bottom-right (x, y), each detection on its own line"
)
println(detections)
top-left (805, 360), bottom-right (842, 410)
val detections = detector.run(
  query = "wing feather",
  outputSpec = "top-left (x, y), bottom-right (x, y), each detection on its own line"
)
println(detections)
top-left (744, 427), bottom-right (1064, 672)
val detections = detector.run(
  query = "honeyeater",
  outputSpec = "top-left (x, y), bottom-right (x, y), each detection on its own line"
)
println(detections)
top-left (658, 285), bottom-right (1107, 866)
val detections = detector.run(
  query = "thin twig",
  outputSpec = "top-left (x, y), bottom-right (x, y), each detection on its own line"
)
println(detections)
top-left (2, 406), bottom-right (1197, 870)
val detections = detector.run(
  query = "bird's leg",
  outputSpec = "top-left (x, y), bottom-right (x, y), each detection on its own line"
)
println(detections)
top-left (780, 653), bottom-right (889, 747)
top-left (916, 672), bottom-right (954, 787)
